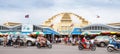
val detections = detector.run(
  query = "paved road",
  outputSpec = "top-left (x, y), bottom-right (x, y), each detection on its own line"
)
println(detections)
top-left (0, 44), bottom-right (120, 54)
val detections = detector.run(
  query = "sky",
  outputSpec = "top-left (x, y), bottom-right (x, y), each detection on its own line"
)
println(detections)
top-left (0, 0), bottom-right (120, 25)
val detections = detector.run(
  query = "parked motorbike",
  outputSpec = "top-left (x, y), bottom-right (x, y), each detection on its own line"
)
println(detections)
top-left (78, 40), bottom-right (96, 51)
top-left (36, 40), bottom-right (52, 49)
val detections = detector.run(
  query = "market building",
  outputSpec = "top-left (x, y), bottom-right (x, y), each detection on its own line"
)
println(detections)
top-left (42, 12), bottom-right (89, 36)
top-left (1, 13), bottom-right (120, 37)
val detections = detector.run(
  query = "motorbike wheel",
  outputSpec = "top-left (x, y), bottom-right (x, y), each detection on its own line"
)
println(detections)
top-left (36, 43), bottom-right (41, 48)
top-left (78, 45), bottom-right (84, 50)
top-left (107, 46), bottom-right (114, 52)
top-left (48, 44), bottom-right (52, 49)
top-left (27, 41), bottom-right (32, 46)
top-left (90, 45), bottom-right (96, 51)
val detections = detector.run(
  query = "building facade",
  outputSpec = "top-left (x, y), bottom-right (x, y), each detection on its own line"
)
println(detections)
top-left (81, 24), bottom-right (120, 35)
top-left (42, 12), bottom-right (89, 35)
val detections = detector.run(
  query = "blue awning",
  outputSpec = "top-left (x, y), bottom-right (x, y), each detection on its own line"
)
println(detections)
top-left (71, 28), bottom-right (82, 35)
top-left (43, 28), bottom-right (59, 35)
top-left (21, 32), bottom-right (31, 35)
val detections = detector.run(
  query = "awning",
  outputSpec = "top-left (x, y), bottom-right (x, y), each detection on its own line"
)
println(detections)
top-left (71, 28), bottom-right (82, 35)
top-left (43, 28), bottom-right (59, 35)
top-left (21, 32), bottom-right (31, 35)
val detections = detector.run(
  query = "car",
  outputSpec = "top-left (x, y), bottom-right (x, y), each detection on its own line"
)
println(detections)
top-left (94, 36), bottom-right (110, 47)
top-left (12, 35), bottom-right (36, 46)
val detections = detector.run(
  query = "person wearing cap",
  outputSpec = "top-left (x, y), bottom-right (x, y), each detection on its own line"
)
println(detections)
top-left (37, 34), bottom-right (46, 46)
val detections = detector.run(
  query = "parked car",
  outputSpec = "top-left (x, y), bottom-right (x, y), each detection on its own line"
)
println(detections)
top-left (94, 36), bottom-right (110, 47)
top-left (0, 37), bottom-right (4, 45)
top-left (12, 35), bottom-right (36, 46)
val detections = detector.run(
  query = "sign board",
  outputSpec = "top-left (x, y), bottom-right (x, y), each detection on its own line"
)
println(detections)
top-left (22, 24), bottom-right (33, 32)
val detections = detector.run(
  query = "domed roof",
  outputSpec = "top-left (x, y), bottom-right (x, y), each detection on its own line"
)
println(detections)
top-left (43, 12), bottom-right (89, 25)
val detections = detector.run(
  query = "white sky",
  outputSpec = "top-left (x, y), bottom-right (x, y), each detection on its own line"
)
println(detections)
top-left (0, 0), bottom-right (120, 25)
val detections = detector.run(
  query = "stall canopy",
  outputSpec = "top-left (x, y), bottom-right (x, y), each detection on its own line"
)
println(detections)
top-left (71, 28), bottom-right (82, 35)
top-left (43, 28), bottom-right (59, 35)
top-left (82, 31), bottom-right (101, 35)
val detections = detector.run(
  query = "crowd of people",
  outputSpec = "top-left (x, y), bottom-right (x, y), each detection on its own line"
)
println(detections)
top-left (1, 34), bottom-right (120, 50)
top-left (2, 35), bottom-right (22, 47)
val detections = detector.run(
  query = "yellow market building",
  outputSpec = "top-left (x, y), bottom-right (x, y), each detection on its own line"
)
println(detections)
top-left (42, 12), bottom-right (89, 35)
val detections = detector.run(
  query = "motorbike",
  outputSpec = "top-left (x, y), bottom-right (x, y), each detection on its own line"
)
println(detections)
top-left (13, 39), bottom-right (24, 48)
top-left (78, 40), bottom-right (96, 51)
top-left (36, 40), bottom-right (52, 49)
top-left (107, 42), bottom-right (120, 52)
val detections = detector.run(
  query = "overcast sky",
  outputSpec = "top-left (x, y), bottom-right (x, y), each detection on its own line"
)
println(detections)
top-left (0, 0), bottom-right (120, 25)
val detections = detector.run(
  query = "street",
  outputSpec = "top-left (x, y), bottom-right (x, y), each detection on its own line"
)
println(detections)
top-left (0, 44), bottom-right (120, 54)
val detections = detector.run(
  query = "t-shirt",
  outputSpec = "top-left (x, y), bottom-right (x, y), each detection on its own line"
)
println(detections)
top-left (109, 38), bottom-right (116, 44)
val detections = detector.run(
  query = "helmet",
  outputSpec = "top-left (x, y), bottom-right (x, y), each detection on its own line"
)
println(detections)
top-left (113, 35), bottom-right (116, 38)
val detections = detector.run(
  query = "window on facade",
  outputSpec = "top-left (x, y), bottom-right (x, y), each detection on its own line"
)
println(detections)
top-left (90, 26), bottom-right (92, 30)
top-left (103, 27), bottom-right (105, 30)
top-left (17, 26), bottom-right (21, 30)
top-left (87, 27), bottom-right (89, 30)
top-left (0, 26), bottom-right (1, 30)
top-left (94, 26), bottom-right (97, 30)
top-left (92, 26), bottom-right (95, 30)
top-left (97, 26), bottom-right (100, 30)
top-left (89, 27), bottom-right (91, 30)
top-left (86, 27), bottom-right (88, 30)
top-left (100, 26), bottom-right (103, 30)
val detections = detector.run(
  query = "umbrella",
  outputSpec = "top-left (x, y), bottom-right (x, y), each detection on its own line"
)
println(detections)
top-left (4, 33), bottom-right (9, 35)
top-left (7, 32), bottom-right (14, 35)
top-left (110, 32), bottom-right (116, 34)
top-left (117, 32), bottom-right (120, 34)
top-left (81, 31), bottom-right (90, 35)
top-left (101, 31), bottom-right (110, 34)
top-left (0, 32), bottom-right (3, 35)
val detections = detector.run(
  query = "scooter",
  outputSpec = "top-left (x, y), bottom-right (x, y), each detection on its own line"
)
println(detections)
top-left (78, 40), bottom-right (96, 51)
top-left (107, 43), bottom-right (120, 52)
top-left (36, 40), bottom-right (52, 49)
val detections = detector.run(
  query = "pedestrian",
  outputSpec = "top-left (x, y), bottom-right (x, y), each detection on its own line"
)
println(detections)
top-left (7, 35), bottom-right (13, 46)
top-left (64, 36), bottom-right (68, 44)
top-left (55, 37), bottom-right (58, 43)
top-left (3, 35), bottom-right (8, 47)
top-left (67, 37), bottom-right (71, 45)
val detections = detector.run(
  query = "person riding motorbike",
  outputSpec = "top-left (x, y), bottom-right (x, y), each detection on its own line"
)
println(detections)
top-left (14, 36), bottom-right (21, 47)
top-left (81, 35), bottom-right (91, 48)
top-left (109, 35), bottom-right (120, 49)
top-left (37, 34), bottom-right (47, 46)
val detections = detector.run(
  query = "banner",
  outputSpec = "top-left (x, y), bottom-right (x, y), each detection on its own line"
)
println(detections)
top-left (22, 24), bottom-right (33, 32)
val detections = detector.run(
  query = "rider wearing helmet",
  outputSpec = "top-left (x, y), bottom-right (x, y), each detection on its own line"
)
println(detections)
top-left (81, 35), bottom-right (90, 48)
